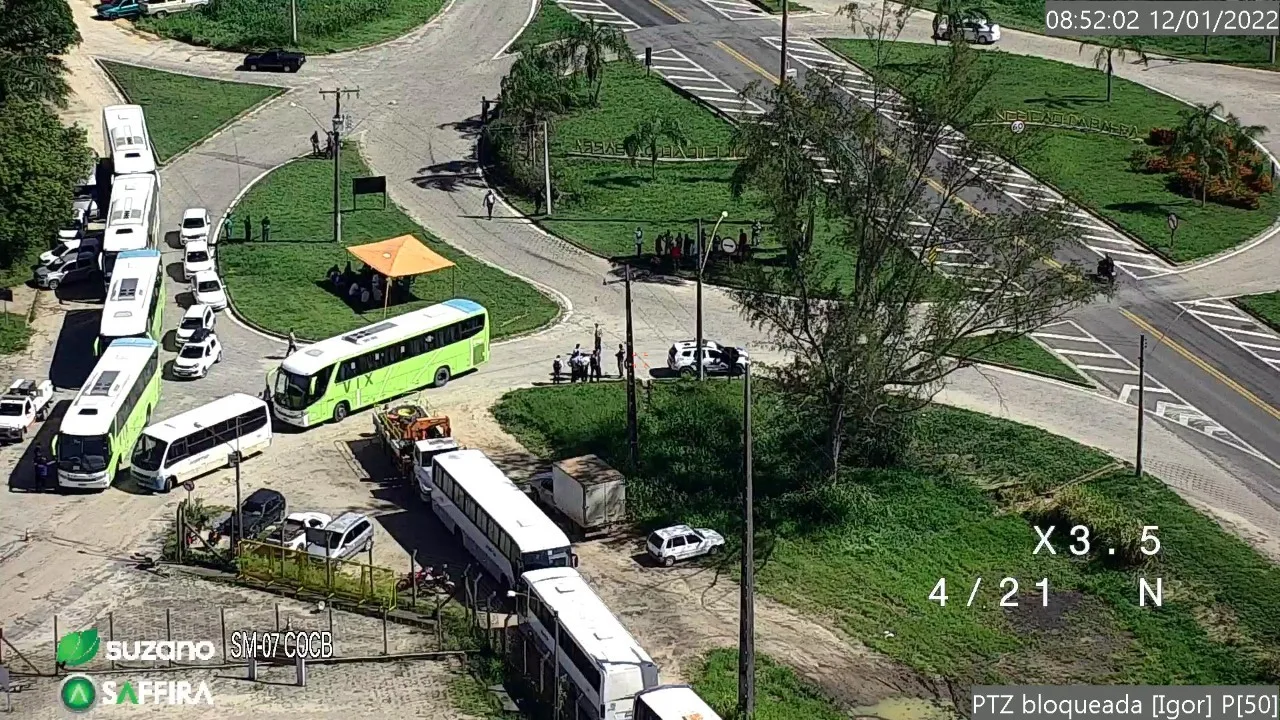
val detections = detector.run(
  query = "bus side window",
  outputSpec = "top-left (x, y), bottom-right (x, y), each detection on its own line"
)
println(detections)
top-left (313, 365), bottom-right (334, 397)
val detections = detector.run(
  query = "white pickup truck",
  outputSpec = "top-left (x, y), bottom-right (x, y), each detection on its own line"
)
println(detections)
top-left (0, 379), bottom-right (54, 442)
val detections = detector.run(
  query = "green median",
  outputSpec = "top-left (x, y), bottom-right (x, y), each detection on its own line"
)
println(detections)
top-left (220, 147), bottom-right (559, 341)
top-left (508, 1), bottom-right (581, 55)
top-left (1234, 292), bottom-right (1280, 334)
top-left (950, 332), bottom-right (1091, 386)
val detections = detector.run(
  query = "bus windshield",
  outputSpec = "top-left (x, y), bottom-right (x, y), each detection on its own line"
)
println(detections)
top-left (274, 369), bottom-right (320, 410)
top-left (57, 434), bottom-right (111, 473)
top-left (132, 434), bottom-right (167, 472)
top-left (521, 548), bottom-right (571, 573)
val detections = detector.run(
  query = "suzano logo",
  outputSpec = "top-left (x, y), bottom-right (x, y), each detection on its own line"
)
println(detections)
top-left (60, 674), bottom-right (215, 712)
top-left (57, 628), bottom-right (217, 664)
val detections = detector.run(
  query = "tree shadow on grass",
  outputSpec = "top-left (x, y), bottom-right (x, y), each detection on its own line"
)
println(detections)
top-left (584, 174), bottom-right (646, 192)
top-left (310, 280), bottom-right (422, 314)
top-left (1019, 95), bottom-right (1107, 111)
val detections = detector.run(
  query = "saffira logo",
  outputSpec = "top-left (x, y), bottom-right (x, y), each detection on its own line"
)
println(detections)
top-left (60, 675), bottom-right (215, 711)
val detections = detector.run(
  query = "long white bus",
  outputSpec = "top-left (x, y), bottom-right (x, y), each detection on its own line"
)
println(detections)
top-left (131, 393), bottom-right (273, 493)
top-left (635, 686), bottom-right (723, 720)
top-left (102, 173), bottom-right (159, 282)
top-left (421, 449), bottom-right (573, 588)
top-left (97, 249), bottom-right (164, 354)
top-left (517, 567), bottom-right (661, 720)
top-left (55, 338), bottom-right (162, 490)
top-left (102, 105), bottom-right (157, 178)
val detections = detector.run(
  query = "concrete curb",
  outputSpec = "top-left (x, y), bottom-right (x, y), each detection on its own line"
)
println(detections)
top-left (492, 0), bottom-right (542, 61)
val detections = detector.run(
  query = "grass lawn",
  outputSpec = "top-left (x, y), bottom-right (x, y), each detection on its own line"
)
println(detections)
top-left (951, 332), bottom-right (1090, 386)
top-left (694, 650), bottom-right (846, 720)
top-left (220, 147), bottom-right (559, 341)
top-left (0, 313), bottom-right (33, 355)
top-left (136, 0), bottom-right (446, 54)
top-left (100, 61), bottom-right (282, 163)
top-left (508, 1), bottom-right (580, 55)
top-left (825, 40), bottom-right (1280, 263)
top-left (1234, 292), bottom-right (1280, 333)
top-left (494, 381), bottom-right (1280, 686)
top-left (750, 0), bottom-right (812, 12)
top-left (904, 0), bottom-right (1280, 68)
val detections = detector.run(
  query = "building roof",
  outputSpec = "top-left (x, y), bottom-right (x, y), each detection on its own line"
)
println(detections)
top-left (521, 567), bottom-right (655, 667)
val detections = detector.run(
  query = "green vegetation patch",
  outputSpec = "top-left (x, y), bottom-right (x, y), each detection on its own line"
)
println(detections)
top-left (950, 332), bottom-right (1091, 386)
top-left (1234, 291), bottom-right (1280, 333)
top-left (100, 61), bottom-right (282, 163)
top-left (508, 1), bottom-right (581, 55)
top-left (693, 649), bottom-right (847, 720)
top-left (749, 0), bottom-right (812, 12)
top-left (824, 40), bottom-right (1280, 262)
top-left (136, 0), bottom-right (446, 54)
top-left (494, 381), bottom-right (1280, 685)
top-left (220, 148), bottom-right (558, 341)
top-left (0, 313), bottom-right (34, 355)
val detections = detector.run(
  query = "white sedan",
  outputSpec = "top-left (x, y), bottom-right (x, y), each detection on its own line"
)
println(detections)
top-left (180, 207), bottom-right (211, 244)
top-left (192, 270), bottom-right (227, 311)
top-left (183, 240), bottom-right (214, 281)
top-left (271, 512), bottom-right (332, 551)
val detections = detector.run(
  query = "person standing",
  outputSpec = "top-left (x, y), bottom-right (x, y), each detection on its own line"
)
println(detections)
top-left (593, 323), bottom-right (603, 355)
top-left (552, 355), bottom-right (563, 384)
top-left (589, 348), bottom-right (602, 381)
top-left (615, 343), bottom-right (626, 378)
top-left (33, 447), bottom-right (50, 490)
top-left (222, 215), bottom-right (233, 243)
top-left (671, 238), bottom-right (682, 268)
top-left (262, 216), bottom-right (271, 243)
top-left (484, 190), bottom-right (497, 220)
top-left (243, 213), bottom-right (252, 242)
top-left (287, 329), bottom-right (298, 355)
top-left (634, 227), bottom-right (643, 257)
top-left (310, 131), bottom-right (320, 156)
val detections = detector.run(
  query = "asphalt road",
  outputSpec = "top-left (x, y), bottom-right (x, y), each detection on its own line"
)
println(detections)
top-left (590, 0), bottom-right (1280, 490)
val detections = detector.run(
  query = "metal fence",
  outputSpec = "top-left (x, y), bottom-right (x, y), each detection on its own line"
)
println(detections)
top-left (237, 540), bottom-right (399, 609)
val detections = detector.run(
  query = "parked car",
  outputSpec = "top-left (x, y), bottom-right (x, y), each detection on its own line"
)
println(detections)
top-left (646, 524), bottom-right (725, 567)
top-left (143, 0), bottom-right (209, 16)
top-left (216, 488), bottom-right (286, 543)
top-left (667, 340), bottom-right (748, 378)
top-left (303, 511), bottom-right (374, 561)
top-left (34, 246), bottom-right (99, 290)
top-left (59, 207), bottom-right (88, 242)
top-left (172, 328), bottom-right (222, 379)
top-left (40, 237), bottom-right (84, 267)
top-left (192, 270), bottom-right (227, 311)
top-left (176, 303), bottom-right (216, 345)
top-left (183, 240), bottom-right (214, 281)
top-left (933, 15), bottom-right (1001, 44)
top-left (265, 512), bottom-right (332, 551)
top-left (98, 0), bottom-right (143, 20)
top-left (73, 170), bottom-right (99, 221)
top-left (242, 49), bottom-right (305, 73)
top-left (180, 208), bottom-right (210, 244)
top-left (0, 379), bottom-right (55, 443)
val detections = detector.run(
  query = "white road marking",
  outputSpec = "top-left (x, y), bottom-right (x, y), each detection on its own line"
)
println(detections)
top-left (698, 0), bottom-right (768, 20)
top-left (1176, 298), bottom-right (1280, 372)
top-left (640, 48), bottom-right (764, 119)
top-left (554, 0), bottom-right (639, 28)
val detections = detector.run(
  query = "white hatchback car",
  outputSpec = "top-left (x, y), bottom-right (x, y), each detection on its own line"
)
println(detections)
top-left (172, 328), bottom-right (222, 379)
top-left (646, 524), bottom-right (725, 567)
top-left (180, 208), bottom-right (211, 244)
top-left (40, 237), bottom-right (82, 267)
top-left (192, 270), bottom-right (227, 311)
top-left (667, 340), bottom-right (749, 378)
top-left (176, 303), bottom-right (216, 345)
top-left (183, 240), bottom-right (214, 280)
top-left (934, 16), bottom-right (1001, 44)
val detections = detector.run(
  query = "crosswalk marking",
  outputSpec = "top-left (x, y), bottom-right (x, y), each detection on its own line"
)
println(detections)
top-left (640, 48), bottom-right (764, 118)
top-left (697, 0), bottom-right (767, 20)
top-left (1176, 298), bottom-right (1280, 372)
top-left (554, 0), bottom-right (639, 29)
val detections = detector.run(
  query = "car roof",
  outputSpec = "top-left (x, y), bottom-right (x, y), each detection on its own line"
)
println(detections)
top-left (188, 328), bottom-right (214, 343)
top-left (182, 304), bottom-right (211, 318)
top-left (653, 524), bottom-right (694, 539)
top-left (182, 208), bottom-right (208, 219)
top-left (186, 239), bottom-right (209, 251)
top-left (286, 511), bottom-right (331, 524)
top-left (193, 270), bottom-right (220, 282)
top-left (671, 340), bottom-right (720, 350)
top-left (324, 512), bottom-right (369, 534)
top-left (245, 488), bottom-right (283, 506)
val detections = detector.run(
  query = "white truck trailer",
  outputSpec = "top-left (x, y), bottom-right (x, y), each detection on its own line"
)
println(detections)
top-left (530, 454), bottom-right (626, 536)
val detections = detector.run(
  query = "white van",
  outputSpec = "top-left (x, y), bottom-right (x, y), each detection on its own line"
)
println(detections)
top-left (131, 393), bottom-right (272, 492)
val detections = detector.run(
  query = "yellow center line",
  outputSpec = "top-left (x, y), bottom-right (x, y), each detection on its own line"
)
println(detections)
top-left (648, 0), bottom-right (688, 22)
top-left (1120, 307), bottom-right (1280, 423)
top-left (715, 40), bottom-right (778, 85)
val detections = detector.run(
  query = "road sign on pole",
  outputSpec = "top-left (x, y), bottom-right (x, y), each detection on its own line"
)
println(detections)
top-left (721, 238), bottom-right (737, 254)
top-left (1167, 213), bottom-right (1179, 233)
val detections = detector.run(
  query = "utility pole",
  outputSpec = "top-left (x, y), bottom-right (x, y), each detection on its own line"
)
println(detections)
top-left (1136, 334), bottom-right (1146, 478)
top-left (1271, 34), bottom-right (1277, 64)
top-left (738, 360), bottom-right (755, 719)
top-left (625, 264), bottom-right (639, 471)
top-left (290, 0), bottom-right (298, 45)
top-left (780, 0), bottom-right (789, 84)
top-left (320, 88), bottom-right (359, 245)
top-left (696, 211), bottom-right (729, 380)
top-left (542, 121), bottom-right (553, 216)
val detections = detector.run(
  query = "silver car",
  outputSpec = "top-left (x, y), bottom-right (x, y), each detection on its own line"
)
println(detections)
top-left (303, 512), bottom-right (374, 561)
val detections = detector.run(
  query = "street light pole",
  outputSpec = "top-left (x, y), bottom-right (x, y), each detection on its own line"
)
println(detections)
top-left (542, 121), bottom-right (553, 217)
top-left (738, 359), bottom-right (755, 718)
top-left (780, 0), bottom-right (789, 84)
top-left (290, 0), bottom-right (298, 45)
top-left (320, 88), bottom-right (359, 244)
top-left (697, 211), bottom-right (729, 381)
top-left (625, 264), bottom-right (639, 471)
top-left (1136, 335), bottom-right (1146, 478)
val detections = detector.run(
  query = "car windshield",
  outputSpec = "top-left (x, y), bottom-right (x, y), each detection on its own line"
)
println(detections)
top-left (57, 434), bottom-right (111, 473)
top-left (0, 402), bottom-right (24, 416)
top-left (182, 217), bottom-right (206, 229)
top-left (196, 280), bottom-right (221, 293)
top-left (179, 344), bottom-right (206, 359)
top-left (180, 315), bottom-right (204, 330)
top-left (131, 434), bottom-right (168, 472)
top-left (186, 251), bottom-right (209, 264)
top-left (274, 368), bottom-right (320, 410)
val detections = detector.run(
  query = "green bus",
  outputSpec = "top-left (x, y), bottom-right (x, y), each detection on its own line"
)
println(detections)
top-left (269, 299), bottom-right (491, 428)
top-left (56, 337), bottom-right (162, 490)
top-left (95, 249), bottom-right (165, 354)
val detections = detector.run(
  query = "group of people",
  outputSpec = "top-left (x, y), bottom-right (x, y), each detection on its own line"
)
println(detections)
top-left (326, 262), bottom-right (413, 309)
top-left (310, 131), bottom-right (336, 159)
top-left (551, 324), bottom-right (628, 384)
top-left (635, 221), bottom-right (763, 272)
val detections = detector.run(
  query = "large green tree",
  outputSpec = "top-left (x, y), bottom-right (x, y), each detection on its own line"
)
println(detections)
top-left (0, 0), bottom-right (81, 105)
top-left (0, 100), bottom-right (93, 270)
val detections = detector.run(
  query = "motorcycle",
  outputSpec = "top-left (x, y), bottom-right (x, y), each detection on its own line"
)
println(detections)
top-left (397, 565), bottom-right (456, 594)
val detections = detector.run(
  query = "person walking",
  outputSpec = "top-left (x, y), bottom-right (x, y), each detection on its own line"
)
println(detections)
top-left (484, 190), bottom-right (497, 220)
top-left (222, 215), bottom-right (233, 243)
top-left (286, 329), bottom-right (298, 355)
top-left (310, 131), bottom-right (320, 157)
top-left (552, 355), bottom-right (563, 384)
top-left (594, 323), bottom-right (603, 355)
top-left (589, 348), bottom-right (602, 381)
top-left (615, 343), bottom-right (626, 378)
top-left (634, 227), bottom-right (643, 257)
top-left (33, 446), bottom-right (51, 490)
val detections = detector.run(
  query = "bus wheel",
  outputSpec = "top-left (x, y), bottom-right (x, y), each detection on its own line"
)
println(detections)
top-left (332, 402), bottom-right (350, 423)
top-left (162, 477), bottom-right (175, 493)
top-left (433, 366), bottom-right (451, 388)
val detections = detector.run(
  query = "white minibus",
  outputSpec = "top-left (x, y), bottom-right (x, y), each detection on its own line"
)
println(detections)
top-left (131, 393), bottom-right (272, 493)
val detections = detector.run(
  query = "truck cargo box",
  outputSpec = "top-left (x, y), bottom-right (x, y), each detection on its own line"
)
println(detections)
top-left (551, 454), bottom-right (626, 531)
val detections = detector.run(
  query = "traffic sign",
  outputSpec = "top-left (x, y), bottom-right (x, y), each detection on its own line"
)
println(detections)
top-left (183, 480), bottom-right (195, 492)
top-left (721, 238), bottom-right (737, 254)
top-left (1010, 120), bottom-right (1026, 134)
top-left (1167, 213), bottom-right (1179, 233)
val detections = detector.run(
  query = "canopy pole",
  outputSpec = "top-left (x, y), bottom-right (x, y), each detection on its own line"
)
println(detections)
top-left (383, 278), bottom-right (390, 319)
top-left (452, 267), bottom-right (456, 297)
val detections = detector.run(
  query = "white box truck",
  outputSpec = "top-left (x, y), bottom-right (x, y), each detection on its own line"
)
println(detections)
top-left (530, 454), bottom-right (626, 534)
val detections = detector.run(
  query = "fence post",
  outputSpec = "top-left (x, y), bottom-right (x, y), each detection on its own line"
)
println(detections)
top-left (275, 603), bottom-right (280, 631)
top-left (434, 594), bottom-right (442, 649)
top-left (381, 609), bottom-right (388, 656)
top-left (176, 502), bottom-right (184, 565)
top-left (367, 544), bottom-right (374, 600)
top-left (52, 615), bottom-right (58, 676)
top-left (219, 608), bottom-right (227, 663)
top-left (327, 603), bottom-right (334, 637)
top-left (410, 550), bottom-right (418, 608)
top-left (108, 613), bottom-right (115, 670)
top-left (165, 608), bottom-right (172, 668)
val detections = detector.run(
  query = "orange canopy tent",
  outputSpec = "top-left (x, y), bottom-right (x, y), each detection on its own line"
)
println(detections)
top-left (346, 235), bottom-right (456, 317)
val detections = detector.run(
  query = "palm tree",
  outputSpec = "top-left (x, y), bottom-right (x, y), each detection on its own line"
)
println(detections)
top-left (1080, 37), bottom-right (1148, 103)
top-left (558, 19), bottom-right (635, 105)
top-left (1171, 102), bottom-right (1231, 206)
top-left (623, 114), bottom-right (689, 179)
top-left (499, 48), bottom-right (573, 165)
top-left (933, 0), bottom-right (987, 41)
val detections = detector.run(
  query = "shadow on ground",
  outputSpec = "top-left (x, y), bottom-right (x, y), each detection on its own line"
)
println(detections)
top-left (50, 309), bottom-right (100, 390)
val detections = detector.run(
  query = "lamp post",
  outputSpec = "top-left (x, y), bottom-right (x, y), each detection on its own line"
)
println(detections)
top-left (696, 211), bottom-right (729, 381)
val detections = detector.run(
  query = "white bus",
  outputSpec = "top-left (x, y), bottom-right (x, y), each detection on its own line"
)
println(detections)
top-left (635, 686), bottom-right (723, 720)
top-left (517, 567), bottom-right (661, 720)
top-left (97, 249), bottom-right (164, 354)
top-left (131, 393), bottom-right (273, 493)
top-left (422, 449), bottom-right (573, 588)
top-left (55, 338), bottom-right (162, 490)
top-left (102, 173), bottom-right (159, 282)
top-left (102, 105), bottom-right (157, 178)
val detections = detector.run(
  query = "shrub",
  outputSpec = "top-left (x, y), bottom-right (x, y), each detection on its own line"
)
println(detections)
top-left (1147, 127), bottom-right (1177, 146)
top-left (1030, 483), bottom-right (1156, 569)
